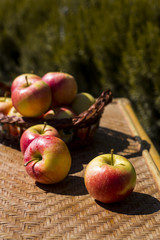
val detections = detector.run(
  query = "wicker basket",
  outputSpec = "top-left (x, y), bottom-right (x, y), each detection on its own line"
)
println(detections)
top-left (0, 87), bottom-right (112, 149)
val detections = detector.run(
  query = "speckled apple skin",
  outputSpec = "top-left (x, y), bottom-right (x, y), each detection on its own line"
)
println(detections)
top-left (11, 80), bottom-right (52, 117)
top-left (24, 135), bottom-right (71, 184)
top-left (20, 124), bottom-right (60, 154)
top-left (84, 154), bottom-right (136, 203)
top-left (42, 72), bottom-right (77, 107)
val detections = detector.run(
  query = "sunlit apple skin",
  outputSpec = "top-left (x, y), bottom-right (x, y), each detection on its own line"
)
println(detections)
top-left (42, 72), bottom-right (77, 107)
top-left (20, 124), bottom-right (60, 154)
top-left (84, 154), bottom-right (136, 203)
top-left (11, 73), bottom-right (41, 93)
top-left (11, 80), bottom-right (52, 117)
top-left (71, 92), bottom-right (95, 115)
top-left (0, 97), bottom-right (12, 115)
top-left (24, 135), bottom-right (72, 184)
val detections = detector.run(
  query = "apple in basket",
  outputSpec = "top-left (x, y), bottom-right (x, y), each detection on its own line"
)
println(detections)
top-left (43, 107), bottom-right (75, 120)
top-left (11, 77), bottom-right (52, 117)
top-left (7, 106), bottom-right (23, 136)
top-left (11, 73), bottom-right (41, 93)
top-left (0, 96), bottom-right (13, 135)
top-left (43, 107), bottom-right (75, 143)
top-left (20, 123), bottom-right (60, 154)
top-left (84, 150), bottom-right (136, 203)
top-left (42, 72), bottom-right (78, 107)
top-left (24, 135), bottom-right (71, 184)
top-left (0, 94), bottom-right (12, 115)
top-left (71, 92), bottom-right (95, 115)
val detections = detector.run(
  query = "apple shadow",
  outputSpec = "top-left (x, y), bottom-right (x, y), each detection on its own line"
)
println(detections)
top-left (70, 127), bottom-right (150, 174)
top-left (96, 192), bottom-right (160, 215)
top-left (36, 174), bottom-right (88, 196)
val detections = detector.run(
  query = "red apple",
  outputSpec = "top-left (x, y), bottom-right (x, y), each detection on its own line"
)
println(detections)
top-left (84, 150), bottom-right (136, 203)
top-left (11, 73), bottom-right (41, 93)
top-left (42, 72), bottom-right (77, 107)
top-left (20, 123), bottom-right (60, 154)
top-left (24, 135), bottom-right (71, 184)
top-left (71, 92), bottom-right (95, 115)
top-left (11, 79), bottom-right (52, 117)
top-left (0, 96), bottom-right (12, 115)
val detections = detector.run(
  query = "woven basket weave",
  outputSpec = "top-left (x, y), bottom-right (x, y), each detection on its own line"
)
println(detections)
top-left (0, 88), bottom-right (112, 148)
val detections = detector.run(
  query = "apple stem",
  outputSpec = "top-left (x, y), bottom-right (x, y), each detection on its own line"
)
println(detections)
top-left (43, 122), bottom-right (47, 132)
top-left (24, 158), bottom-right (39, 167)
top-left (111, 149), bottom-right (114, 166)
top-left (25, 75), bottom-right (29, 87)
top-left (4, 91), bottom-right (8, 102)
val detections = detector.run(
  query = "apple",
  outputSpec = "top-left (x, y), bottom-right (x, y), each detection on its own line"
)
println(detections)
top-left (1, 104), bottom-right (21, 137)
top-left (71, 92), bottom-right (95, 115)
top-left (0, 94), bottom-right (12, 115)
top-left (7, 106), bottom-right (22, 136)
top-left (53, 107), bottom-right (75, 119)
top-left (20, 123), bottom-right (60, 154)
top-left (42, 107), bottom-right (75, 143)
top-left (8, 106), bottom-right (22, 117)
top-left (84, 150), bottom-right (136, 203)
top-left (11, 73), bottom-right (41, 93)
top-left (23, 135), bottom-right (72, 184)
top-left (43, 106), bottom-right (75, 120)
top-left (42, 109), bottom-right (56, 120)
top-left (42, 72), bottom-right (77, 107)
top-left (44, 107), bottom-right (75, 143)
top-left (11, 78), bottom-right (52, 117)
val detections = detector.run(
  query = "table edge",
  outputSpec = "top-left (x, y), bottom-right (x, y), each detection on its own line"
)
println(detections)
top-left (117, 98), bottom-right (160, 191)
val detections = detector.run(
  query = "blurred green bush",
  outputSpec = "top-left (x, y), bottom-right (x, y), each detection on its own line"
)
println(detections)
top-left (0, 0), bottom-right (159, 151)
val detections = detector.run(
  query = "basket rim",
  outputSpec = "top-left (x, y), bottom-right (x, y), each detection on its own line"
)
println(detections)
top-left (0, 89), bottom-right (112, 129)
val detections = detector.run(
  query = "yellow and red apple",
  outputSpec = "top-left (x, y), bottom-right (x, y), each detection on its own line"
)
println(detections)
top-left (24, 135), bottom-right (71, 184)
top-left (11, 79), bottom-right (52, 117)
top-left (84, 150), bottom-right (136, 203)
top-left (20, 123), bottom-right (60, 154)
top-left (0, 96), bottom-right (12, 115)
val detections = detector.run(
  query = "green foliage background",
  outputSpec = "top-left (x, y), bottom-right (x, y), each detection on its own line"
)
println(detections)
top-left (0, 0), bottom-right (159, 152)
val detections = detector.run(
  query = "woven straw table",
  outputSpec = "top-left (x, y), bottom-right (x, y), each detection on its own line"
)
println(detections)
top-left (0, 98), bottom-right (160, 240)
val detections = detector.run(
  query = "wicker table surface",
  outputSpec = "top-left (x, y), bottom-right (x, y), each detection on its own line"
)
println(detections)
top-left (0, 98), bottom-right (160, 240)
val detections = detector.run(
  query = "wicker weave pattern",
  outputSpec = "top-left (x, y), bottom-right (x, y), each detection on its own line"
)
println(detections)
top-left (0, 99), bottom-right (160, 240)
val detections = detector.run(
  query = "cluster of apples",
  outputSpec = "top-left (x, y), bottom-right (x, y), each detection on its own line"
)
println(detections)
top-left (20, 122), bottom-right (72, 184)
top-left (0, 72), bottom-right (137, 203)
top-left (0, 72), bottom-right (96, 137)
top-left (11, 72), bottom-right (96, 119)
top-left (0, 71), bottom-right (95, 185)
